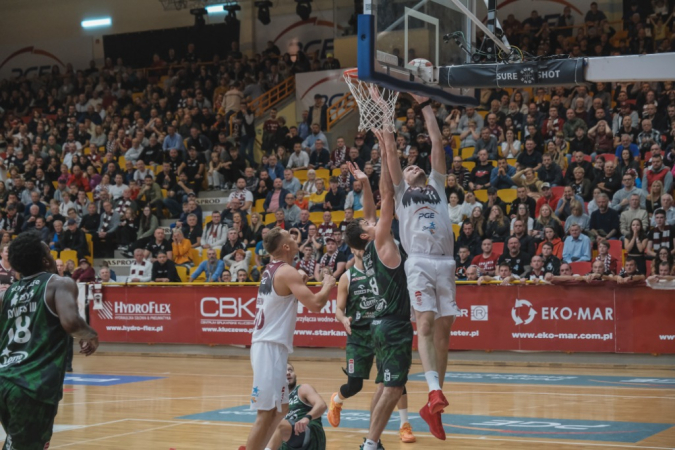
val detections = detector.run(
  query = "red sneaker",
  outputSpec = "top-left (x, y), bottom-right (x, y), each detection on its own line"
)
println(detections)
top-left (238, 447), bottom-right (246, 450)
top-left (419, 404), bottom-right (446, 440)
top-left (427, 390), bottom-right (448, 415)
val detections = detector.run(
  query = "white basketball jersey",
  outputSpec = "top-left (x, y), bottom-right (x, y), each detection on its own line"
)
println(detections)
top-left (251, 261), bottom-right (298, 352)
top-left (394, 169), bottom-right (454, 257)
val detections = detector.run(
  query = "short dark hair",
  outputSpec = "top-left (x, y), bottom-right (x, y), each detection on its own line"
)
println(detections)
top-left (263, 227), bottom-right (286, 255)
top-left (654, 208), bottom-right (666, 217)
top-left (8, 231), bottom-right (49, 276)
top-left (344, 221), bottom-right (368, 251)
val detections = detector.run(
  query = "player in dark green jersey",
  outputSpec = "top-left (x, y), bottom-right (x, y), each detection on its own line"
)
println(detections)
top-left (327, 249), bottom-right (416, 443)
top-left (342, 131), bottom-right (414, 450)
top-left (265, 363), bottom-right (327, 450)
top-left (0, 231), bottom-right (99, 450)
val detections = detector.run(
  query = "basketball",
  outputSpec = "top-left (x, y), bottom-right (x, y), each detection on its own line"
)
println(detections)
top-left (408, 58), bottom-right (434, 83)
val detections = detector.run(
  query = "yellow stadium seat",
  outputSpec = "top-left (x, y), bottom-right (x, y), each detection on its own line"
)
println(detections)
top-left (83, 147), bottom-right (91, 155)
top-left (452, 135), bottom-right (460, 149)
top-left (52, 181), bottom-right (58, 189)
top-left (254, 199), bottom-right (265, 213)
top-left (118, 156), bottom-right (126, 167)
top-left (309, 211), bottom-right (325, 223)
top-left (295, 169), bottom-right (308, 180)
top-left (204, 215), bottom-right (212, 225)
top-left (176, 266), bottom-right (189, 282)
top-left (462, 161), bottom-right (475, 171)
top-left (59, 250), bottom-right (77, 265)
top-left (474, 189), bottom-right (488, 202)
top-left (478, 110), bottom-right (488, 118)
top-left (498, 189), bottom-right (518, 204)
top-left (331, 210), bottom-right (345, 224)
top-left (507, 158), bottom-right (517, 166)
top-left (452, 224), bottom-right (460, 238)
top-left (353, 210), bottom-right (364, 219)
top-left (461, 147), bottom-right (475, 160)
top-left (264, 214), bottom-right (277, 225)
top-left (85, 234), bottom-right (93, 265)
top-left (86, 192), bottom-right (93, 202)
top-left (315, 169), bottom-right (330, 180)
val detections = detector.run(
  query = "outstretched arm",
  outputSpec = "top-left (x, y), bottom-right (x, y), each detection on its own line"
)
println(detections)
top-left (371, 87), bottom-right (404, 186)
top-left (374, 130), bottom-right (401, 268)
top-left (413, 94), bottom-right (445, 174)
top-left (347, 161), bottom-right (375, 224)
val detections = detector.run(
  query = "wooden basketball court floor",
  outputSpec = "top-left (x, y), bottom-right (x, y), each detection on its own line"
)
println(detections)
top-left (9, 354), bottom-right (675, 449)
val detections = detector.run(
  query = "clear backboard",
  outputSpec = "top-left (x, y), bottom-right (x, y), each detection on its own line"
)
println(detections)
top-left (358, 0), bottom-right (479, 105)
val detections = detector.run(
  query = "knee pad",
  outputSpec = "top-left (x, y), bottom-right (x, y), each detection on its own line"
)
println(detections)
top-left (339, 376), bottom-right (364, 399)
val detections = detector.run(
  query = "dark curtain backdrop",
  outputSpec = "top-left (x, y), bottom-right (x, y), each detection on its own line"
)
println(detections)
top-left (103, 22), bottom-right (240, 68)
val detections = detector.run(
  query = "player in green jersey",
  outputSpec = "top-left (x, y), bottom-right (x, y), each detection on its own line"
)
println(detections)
top-left (342, 132), bottom-right (414, 450)
top-left (265, 363), bottom-right (327, 450)
top-left (0, 231), bottom-right (99, 450)
top-left (327, 249), bottom-right (416, 443)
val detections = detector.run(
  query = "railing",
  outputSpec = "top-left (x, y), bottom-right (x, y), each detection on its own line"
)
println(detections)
top-left (326, 91), bottom-right (356, 132)
top-left (229, 76), bottom-right (296, 135)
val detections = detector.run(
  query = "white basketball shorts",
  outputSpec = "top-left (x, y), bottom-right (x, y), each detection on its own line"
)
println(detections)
top-left (405, 254), bottom-right (460, 319)
top-left (249, 341), bottom-right (290, 412)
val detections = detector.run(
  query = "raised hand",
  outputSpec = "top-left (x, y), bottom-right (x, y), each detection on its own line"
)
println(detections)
top-left (347, 161), bottom-right (368, 183)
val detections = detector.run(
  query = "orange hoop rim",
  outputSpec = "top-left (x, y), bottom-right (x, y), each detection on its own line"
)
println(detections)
top-left (343, 68), bottom-right (359, 79)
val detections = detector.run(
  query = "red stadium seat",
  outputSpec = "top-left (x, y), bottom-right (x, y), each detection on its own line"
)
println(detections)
top-left (645, 259), bottom-right (652, 276)
top-left (492, 242), bottom-right (504, 256)
top-left (569, 261), bottom-right (592, 275)
top-left (551, 186), bottom-right (565, 199)
top-left (603, 154), bottom-right (616, 162)
top-left (608, 240), bottom-right (624, 271)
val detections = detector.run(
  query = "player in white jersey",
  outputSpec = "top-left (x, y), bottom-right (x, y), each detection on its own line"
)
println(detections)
top-left (381, 94), bottom-right (460, 440)
top-left (242, 227), bottom-right (335, 450)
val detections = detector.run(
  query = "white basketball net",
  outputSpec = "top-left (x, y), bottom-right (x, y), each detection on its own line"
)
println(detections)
top-left (343, 72), bottom-right (399, 133)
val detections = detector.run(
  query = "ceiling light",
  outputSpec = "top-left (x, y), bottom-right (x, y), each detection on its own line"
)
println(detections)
top-left (255, 1), bottom-right (273, 25)
top-left (295, 0), bottom-right (312, 21)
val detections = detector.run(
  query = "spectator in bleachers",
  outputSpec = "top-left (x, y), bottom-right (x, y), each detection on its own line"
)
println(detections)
top-left (171, 228), bottom-right (193, 267)
top-left (182, 214), bottom-right (202, 248)
top-left (324, 177), bottom-right (346, 212)
top-left (594, 160), bottom-right (621, 199)
top-left (223, 145), bottom-right (247, 188)
top-left (144, 228), bottom-right (172, 263)
top-left (308, 139), bottom-right (330, 170)
top-left (545, 262), bottom-right (581, 284)
top-left (537, 153), bottom-right (564, 187)
top-left (449, 157), bottom-right (470, 191)
top-left (224, 248), bottom-right (252, 278)
top-left (511, 218), bottom-right (536, 255)
top-left (455, 221), bottom-right (482, 259)
top-left (472, 238), bottom-right (499, 276)
top-left (220, 228), bottom-right (245, 259)
top-left (643, 154), bottom-right (673, 193)
top-left (228, 178), bottom-right (254, 214)
top-left (263, 178), bottom-right (289, 214)
top-left (445, 173), bottom-right (465, 205)
top-left (459, 119), bottom-right (480, 149)
top-left (516, 138), bottom-right (542, 171)
top-left (568, 167), bottom-right (593, 201)
top-left (484, 187), bottom-right (508, 218)
top-left (490, 157), bottom-right (516, 190)
top-left (72, 258), bottom-right (96, 283)
top-left (333, 229), bottom-right (352, 262)
top-left (620, 194), bottom-right (649, 237)
top-left (56, 218), bottom-right (89, 260)
top-left (455, 246), bottom-right (472, 280)
top-left (302, 124), bottom-right (328, 153)
top-left (279, 192), bottom-right (301, 225)
top-left (263, 154), bottom-right (284, 181)
top-left (344, 180), bottom-right (364, 212)
top-left (565, 200), bottom-right (590, 236)
top-left (613, 257), bottom-right (647, 284)
top-left (499, 129), bottom-right (521, 160)
top-left (294, 209), bottom-right (313, 240)
top-left (478, 262), bottom-right (519, 285)
top-left (655, 194), bottom-right (675, 226)
top-left (447, 193), bottom-right (463, 224)
top-left (152, 251), bottom-right (181, 282)
top-left (282, 169), bottom-right (301, 195)
top-left (612, 171), bottom-right (646, 212)
top-left (510, 187), bottom-right (535, 219)
top-left (317, 211), bottom-right (338, 241)
top-left (315, 236), bottom-right (346, 281)
top-left (565, 152), bottom-right (594, 186)
top-left (346, 146), bottom-right (366, 171)
top-left (523, 255), bottom-right (547, 282)
top-left (129, 248), bottom-right (153, 282)
top-left (459, 191), bottom-right (482, 220)
top-left (468, 128), bottom-right (499, 161)
top-left (589, 193), bottom-right (620, 243)
top-left (307, 95), bottom-right (328, 131)
top-left (533, 205), bottom-right (564, 241)
top-left (308, 178), bottom-right (327, 212)
top-left (556, 186), bottom-right (585, 221)
top-left (93, 200), bottom-right (119, 258)
top-left (540, 241), bottom-right (561, 275)
top-left (583, 260), bottom-right (613, 284)
top-left (562, 223), bottom-right (592, 263)
top-left (468, 149), bottom-right (492, 190)
top-left (287, 142), bottom-right (309, 171)
top-left (266, 209), bottom-right (292, 231)
top-left (596, 238), bottom-right (618, 275)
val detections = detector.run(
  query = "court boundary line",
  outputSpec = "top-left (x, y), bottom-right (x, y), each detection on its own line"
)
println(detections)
top-left (67, 418), bottom-right (675, 450)
top-left (48, 422), bottom-right (184, 449)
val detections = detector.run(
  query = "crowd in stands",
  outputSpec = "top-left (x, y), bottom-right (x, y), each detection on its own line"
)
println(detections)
top-left (0, 1), bottom-right (673, 285)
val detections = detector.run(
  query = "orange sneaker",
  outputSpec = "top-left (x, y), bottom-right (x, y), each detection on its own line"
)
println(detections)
top-left (419, 404), bottom-right (446, 440)
top-left (327, 392), bottom-right (343, 427)
top-left (238, 447), bottom-right (246, 450)
top-left (399, 422), bottom-right (416, 443)
top-left (427, 389), bottom-right (449, 415)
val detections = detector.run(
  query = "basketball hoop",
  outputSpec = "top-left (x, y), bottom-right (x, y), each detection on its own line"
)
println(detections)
top-left (343, 68), bottom-right (399, 133)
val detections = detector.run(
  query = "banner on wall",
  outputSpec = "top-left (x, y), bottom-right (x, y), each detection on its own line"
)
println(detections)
top-left (255, 10), bottom-right (352, 62)
top-left (295, 68), bottom-right (350, 121)
top-left (92, 285), bottom-right (675, 354)
top-left (0, 37), bottom-right (93, 80)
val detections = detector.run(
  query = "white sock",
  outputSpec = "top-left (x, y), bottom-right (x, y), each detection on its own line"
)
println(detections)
top-left (425, 371), bottom-right (441, 392)
top-left (399, 408), bottom-right (409, 425)
top-left (333, 393), bottom-right (343, 404)
top-left (363, 439), bottom-right (378, 450)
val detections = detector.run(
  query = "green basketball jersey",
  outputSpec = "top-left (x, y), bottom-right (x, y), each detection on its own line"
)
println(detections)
top-left (285, 385), bottom-right (321, 425)
top-left (345, 266), bottom-right (379, 329)
top-left (0, 272), bottom-right (68, 405)
top-left (362, 240), bottom-right (410, 319)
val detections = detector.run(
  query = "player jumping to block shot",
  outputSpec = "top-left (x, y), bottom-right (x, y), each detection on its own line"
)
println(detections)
top-left (328, 247), bottom-right (416, 443)
top-left (241, 228), bottom-right (335, 450)
top-left (343, 135), bottom-right (413, 450)
top-left (381, 94), bottom-right (459, 440)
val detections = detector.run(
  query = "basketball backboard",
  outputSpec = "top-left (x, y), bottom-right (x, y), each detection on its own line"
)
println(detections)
top-left (357, 0), bottom-right (479, 105)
